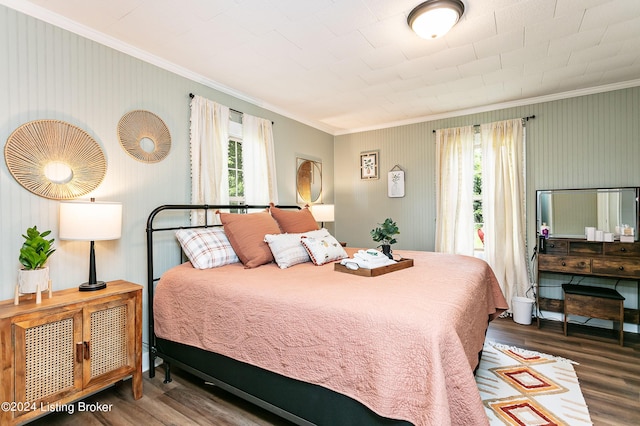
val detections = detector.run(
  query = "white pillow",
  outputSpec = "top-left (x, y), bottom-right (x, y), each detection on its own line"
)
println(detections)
top-left (264, 229), bottom-right (329, 269)
top-left (175, 227), bottom-right (239, 269)
top-left (300, 233), bottom-right (348, 266)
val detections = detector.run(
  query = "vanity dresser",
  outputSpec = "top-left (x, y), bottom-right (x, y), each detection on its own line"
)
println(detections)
top-left (536, 187), bottom-right (640, 343)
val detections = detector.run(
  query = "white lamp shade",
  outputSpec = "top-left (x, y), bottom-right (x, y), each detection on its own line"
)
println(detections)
top-left (59, 201), bottom-right (122, 241)
top-left (311, 204), bottom-right (335, 223)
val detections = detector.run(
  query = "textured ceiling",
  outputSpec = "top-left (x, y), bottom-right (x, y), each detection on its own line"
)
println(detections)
top-left (5, 0), bottom-right (640, 134)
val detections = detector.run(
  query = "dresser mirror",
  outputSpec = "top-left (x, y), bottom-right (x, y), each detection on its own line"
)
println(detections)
top-left (296, 157), bottom-right (322, 203)
top-left (536, 187), bottom-right (640, 240)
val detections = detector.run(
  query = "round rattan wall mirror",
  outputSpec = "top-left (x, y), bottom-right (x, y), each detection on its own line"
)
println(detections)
top-left (118, 110), bottom-right (171, 163)
top-left (4, 120), bottom-right (107, 200)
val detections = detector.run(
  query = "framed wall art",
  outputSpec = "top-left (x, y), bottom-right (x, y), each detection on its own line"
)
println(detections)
top-left (388, 165), bottom-right (405, 197)
top-left (360, 150), bottom-right (379, 180)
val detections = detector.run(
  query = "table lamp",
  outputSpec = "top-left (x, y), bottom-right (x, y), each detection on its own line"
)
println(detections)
top-left (311, 204), bottom-right (334, 228)
top-left (59, 199), bottom-right (122, 291)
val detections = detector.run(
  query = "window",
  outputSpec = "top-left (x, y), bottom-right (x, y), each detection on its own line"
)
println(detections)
top-left (473, 133), bottom-right (484, 253)
top-left (228, 117), bottom-right (244, 206)
top-left (228, 138), bottom-right (244, 204)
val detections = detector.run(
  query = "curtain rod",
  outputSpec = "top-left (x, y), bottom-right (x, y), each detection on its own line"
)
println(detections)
top-left (431, 115), bottom-right (536, 133)
top-left (189, 93), bottom-right (243, 115)
top-left (189, 93), bottom-right (274, 125)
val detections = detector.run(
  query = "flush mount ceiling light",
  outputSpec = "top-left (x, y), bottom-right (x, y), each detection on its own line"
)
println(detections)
top-left (408, 0), bottom-right (465, 39)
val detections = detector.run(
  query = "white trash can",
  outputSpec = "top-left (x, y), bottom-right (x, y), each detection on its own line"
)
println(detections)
top-left (512, 296), bottom-right (535, 325)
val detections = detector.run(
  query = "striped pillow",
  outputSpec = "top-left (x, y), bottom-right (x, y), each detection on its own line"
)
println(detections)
top-left (175, 227), bottom-right (239, 269)
top-left (264, 229), bottom-right (329, 269)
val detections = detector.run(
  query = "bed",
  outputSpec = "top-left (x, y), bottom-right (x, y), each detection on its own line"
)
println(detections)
top-left (147, 205), bottom-right (508, 426)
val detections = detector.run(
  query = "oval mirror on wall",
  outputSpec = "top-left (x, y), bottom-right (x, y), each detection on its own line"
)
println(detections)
top-left (296, 158), bottom-right (322, 204)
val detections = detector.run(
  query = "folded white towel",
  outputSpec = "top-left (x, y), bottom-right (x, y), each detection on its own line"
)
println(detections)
top-left (341, 249), bottom-right (396, 269)
top-left (354, 249), bottom-right (390, 264)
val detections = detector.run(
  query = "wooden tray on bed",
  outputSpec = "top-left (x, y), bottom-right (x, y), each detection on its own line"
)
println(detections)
top-left (334, 258), bottom-right (414, 277)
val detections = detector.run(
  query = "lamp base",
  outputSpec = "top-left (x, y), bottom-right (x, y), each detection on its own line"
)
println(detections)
top-left (79, 281), bottom-right (107, 292)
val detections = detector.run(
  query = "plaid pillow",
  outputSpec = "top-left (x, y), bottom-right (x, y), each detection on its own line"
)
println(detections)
top-left (175, 227), bottom-right (239, 269)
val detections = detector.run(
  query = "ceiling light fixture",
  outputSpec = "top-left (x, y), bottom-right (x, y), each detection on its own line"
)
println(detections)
top-left (407, 0), bottom-right (465, 39)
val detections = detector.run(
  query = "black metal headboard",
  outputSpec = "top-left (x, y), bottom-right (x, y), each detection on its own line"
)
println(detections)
top-left (145, 204), bottom-right (300, 374)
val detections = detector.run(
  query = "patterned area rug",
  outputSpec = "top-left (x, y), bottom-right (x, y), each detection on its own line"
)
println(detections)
top-left (476, 342), bottom-right (592, 425)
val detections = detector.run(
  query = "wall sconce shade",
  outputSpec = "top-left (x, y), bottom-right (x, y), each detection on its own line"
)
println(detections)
top-left (59, 200), bottom-right (122, 291)
top-left (408, 0), bottom-right (465, 39)
top-left (311, 204), bottom-right (335, 227)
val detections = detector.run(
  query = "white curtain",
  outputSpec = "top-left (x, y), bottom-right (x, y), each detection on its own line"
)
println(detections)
top-left (242, 114), bottom-right (279, 205)
top-left (435, 126), bottom-right (476, 255)
top-left (481, 119), bottom-right (529, 310)
top-left (189, 95), bottom-right (230, 224)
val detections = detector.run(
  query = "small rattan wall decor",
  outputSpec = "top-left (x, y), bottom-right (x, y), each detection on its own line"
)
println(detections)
top-left (4, 119), bottom-right (107, 200)
top-left (117, 110), bottom-right (171, 163)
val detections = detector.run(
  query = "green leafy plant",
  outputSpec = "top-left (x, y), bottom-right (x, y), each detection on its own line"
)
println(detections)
top-left (19, 226), bottom-right (55, 270)
top-left (370, 218), bottom-right (400, 246)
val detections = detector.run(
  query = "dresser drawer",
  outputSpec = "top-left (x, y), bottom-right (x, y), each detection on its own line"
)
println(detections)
top-left (604, 242), bottom-right (640, 257)
top-left (569, 241), bottom-right (602, 256)
top-left (544, 240), bottom-right (568, 255)
top-left (592, 258), bottom-right (640, 278)
top-left (538, 255), bottom-right (591, 274)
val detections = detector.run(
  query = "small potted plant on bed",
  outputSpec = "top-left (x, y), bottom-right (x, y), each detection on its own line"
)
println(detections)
top-left (16, 226), bottom-right (55, 304)
top-left (370, 218), bottom-right (399, 259)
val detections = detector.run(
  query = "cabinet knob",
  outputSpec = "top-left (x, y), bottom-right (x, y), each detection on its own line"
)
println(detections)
top-left (620, 247), bottom-right (627, 252)
top-left (619, 266), bottom-right (625, 271)
top-left (550, 243), bottom-right (555, 248)
top-left (561, 261), bottom-right (566, 266)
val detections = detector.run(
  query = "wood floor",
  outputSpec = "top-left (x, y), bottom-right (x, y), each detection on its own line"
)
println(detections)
top-left (29, 317), bottom-right (639, 426)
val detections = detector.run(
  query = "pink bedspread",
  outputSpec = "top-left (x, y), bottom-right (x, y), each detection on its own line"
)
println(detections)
top-left (154, 248), bottom-right (507, 425)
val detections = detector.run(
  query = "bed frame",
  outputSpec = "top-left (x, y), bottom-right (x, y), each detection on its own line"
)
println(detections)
top-left (146, 204), bottom-right (411, 426)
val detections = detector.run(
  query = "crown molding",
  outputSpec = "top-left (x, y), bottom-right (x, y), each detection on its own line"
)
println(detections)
top-left (0, 0), bottom-right (337, 135)
top-left (335, 79), bottom-right (640, 135)
top-left (3, 0), bottom-right (640, 137)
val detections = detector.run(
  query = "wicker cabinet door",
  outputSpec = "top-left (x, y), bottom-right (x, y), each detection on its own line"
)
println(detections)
top-left (82, 294), bottom-right (136, 390)
top-left (13, 309), bottom-right (83, 419)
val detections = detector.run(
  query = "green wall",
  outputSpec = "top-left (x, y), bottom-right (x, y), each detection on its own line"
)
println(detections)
top-left (335, 87), bottom-right (640, 323)
top-left (0, 5), bottom-right (333, 350)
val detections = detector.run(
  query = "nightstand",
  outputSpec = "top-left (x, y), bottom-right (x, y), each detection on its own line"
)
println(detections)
top-left (0, 280), bottom-right (142, 425)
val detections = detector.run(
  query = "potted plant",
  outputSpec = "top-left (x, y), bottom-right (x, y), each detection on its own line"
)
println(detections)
top-left (17, 226), bottom-right (55, 301)
top-left (370, 218), bottom-right (400, 259)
